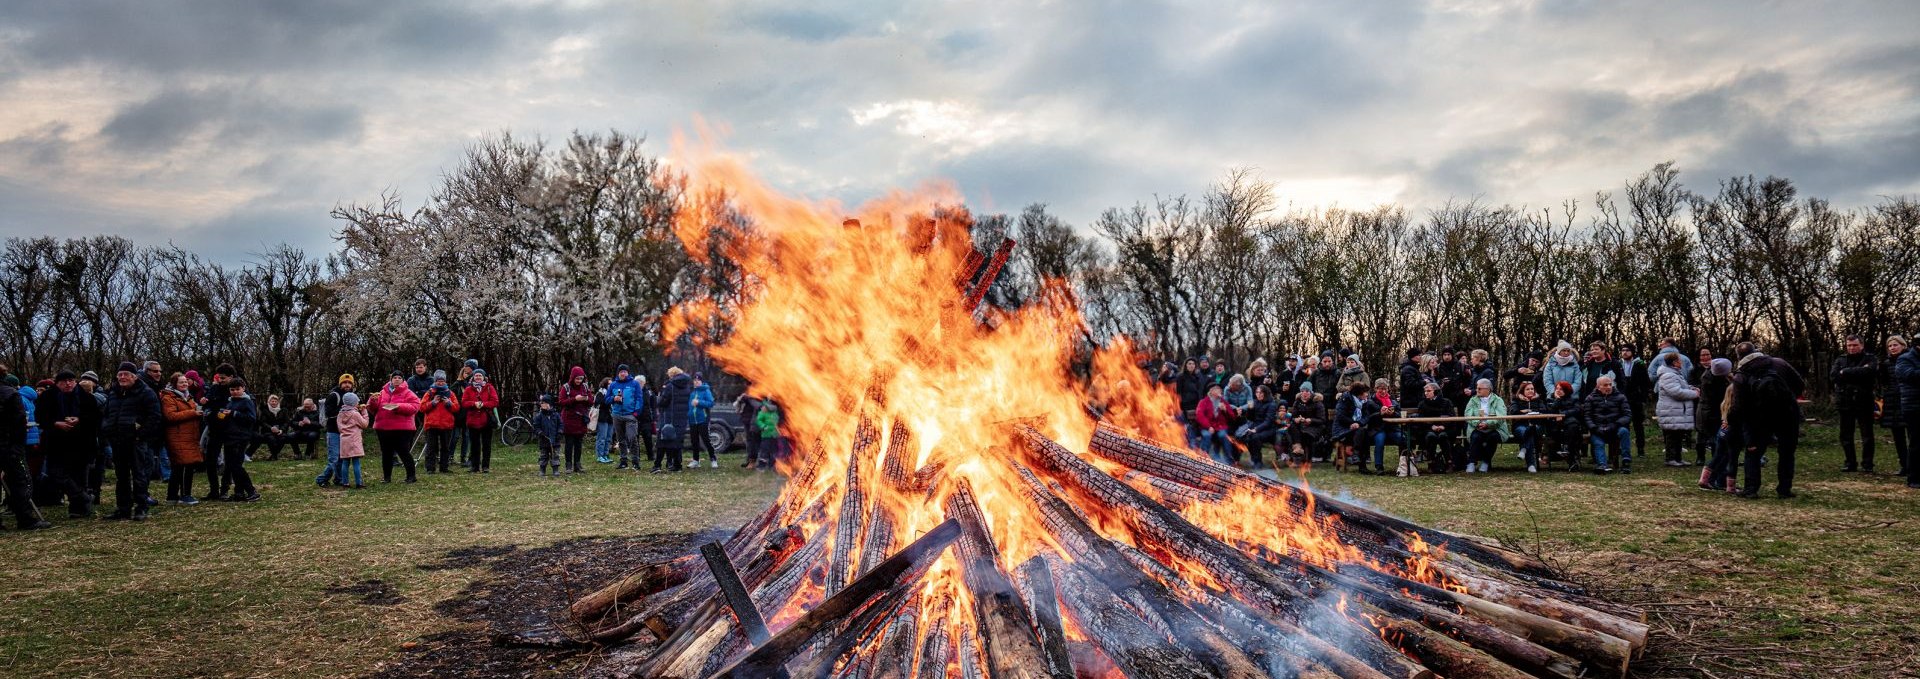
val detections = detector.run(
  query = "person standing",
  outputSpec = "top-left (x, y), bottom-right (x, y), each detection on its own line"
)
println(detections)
top-left (687, 373), bottom-right (717, 468)
top-left (1503, 351), bottom-right (1546, 399)
top-left (461, 369), bottom-right (499, 473)
top-left (1653, 352), bottom-right (1700, 467)
top-left (1578, 343), bottom-right (1620, 399)
top-left (593, 377), bottom-right (615, 464)
top-left (1699, 359), bottom-right (1739, 491)
top-left (370, 371), bottom-right (420, 483)
top-left (1582, 376), bottom-right (1632, 474)
top-left (35, 371), bottom-right (100, 518)
top-left (1892, 338), bottom-right (1920, 489)
top-left (1616, 344), bottom-right (1653, 457)
top-left (1885, 336), bottom-right (1911, 479)
top-left (405, 359), bottom-right (435, 397)
top-left (735, 393), bottom-right (762, 469)
top-left (558, 366), bottom-right (594, 473)
top-left (1, 375), bottom-right (51, 530)
top-left (334, 392), bottom-right (368, 488)
top-left (605, 365), bottom-right (645, 470)
top-left (1729, 343), bottom-right (1806, 498)
top-left (533, 395), bottom-right (563, 476)
top-left (1828, 335), bottom-right (1878, 473)
top-left (418, 372), bottom-right (458, 473)
top-left (212, 378), bottom-right (261, 502)
top-left (1174, 358), bottom-right (1207, 450)
top-left (752, 399), bottom-right (781, 470)
top-left (159, 374), bottom-right (205, 504)
top-left (453, 360), bottom-right (478, 467)
top-left (652, 368), bottom-right (694, 473)
top-left (198, 364), bottom-right (237, 501)
top-left (315, 374), bottom-right (355, 487)
top-left (139, 360), bottom-right (170, 483)
top-left (101, 363), bottom-right (164, 518)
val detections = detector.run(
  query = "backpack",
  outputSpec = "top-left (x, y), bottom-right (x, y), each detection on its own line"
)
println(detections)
top-left (1742, 366), bottom-right (1796, 420)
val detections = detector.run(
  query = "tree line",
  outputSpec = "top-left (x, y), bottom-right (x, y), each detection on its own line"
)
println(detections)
top-left (4, 130), bottom-right (1914, 401)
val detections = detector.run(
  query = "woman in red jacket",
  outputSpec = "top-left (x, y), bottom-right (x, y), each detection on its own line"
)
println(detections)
top-left (370, 370), bottom-right (421, 483)
top-left (417, 370), bottom-right (459, 473)
top-left (461, 369), bottom-right (500, 472)
top-left (557, 366), bottom-right (595, 474)
top-left (1195, 383), bottom-right (1237, 463)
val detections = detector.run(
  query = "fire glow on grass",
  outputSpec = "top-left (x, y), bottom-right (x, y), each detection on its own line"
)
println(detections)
top-left (660, 131), bottom-right (1459, 664)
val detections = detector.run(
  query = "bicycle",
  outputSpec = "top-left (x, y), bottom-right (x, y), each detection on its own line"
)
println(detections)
top-left (499, 402), bottom-right (536, 448)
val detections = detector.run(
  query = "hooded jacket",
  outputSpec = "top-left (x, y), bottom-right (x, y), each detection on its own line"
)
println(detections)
top-left (559, 367), bottom-right (596, 436)
top-left (606, 373), bottom-right (645, 417)
top-left (20, 385), bottom-right (37, 447)
top-left (1542, 344), bottom-right (1584, 399)
top-left (419, 384), bottom-right (458, 430)
top-left (214, 393), bottom-right (258, 444)
top-left (337, 396), bottom-right (368, 459)
top-left (460, 381), bottom-right (500, 429)
top-left (689, 381), bottom-right (715, 425)
top-left (1654, 368), bottom-right (1699, 431)
top-left (658, 372), bottom-right (694, 433)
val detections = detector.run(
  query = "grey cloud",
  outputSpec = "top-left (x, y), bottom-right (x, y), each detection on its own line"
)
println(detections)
top-left (0, 123), bottom-right (75, 166)
top-left (740, 8), bottom-right (857, 43)
top-left (100, 86), bottom-right (363, 153)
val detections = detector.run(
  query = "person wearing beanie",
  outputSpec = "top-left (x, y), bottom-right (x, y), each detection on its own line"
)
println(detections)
top-left (315, 374), bottom-right (357, 487)
top-left (333, 391), bottom-right (368, 488)
top-left (557, 366), bottom-right (595, 473)
top-left (101, 364), bottom-right (165, 518)
top-left (370, 371), bottom-right (420, 484)
top-left (460, 369), bottom-right (500, 472)
top-left (36, 370), bottom-right (100, 518)
top-left (602, 366), bottom-right (648, 466)
top-left (1542, 341), bottom-right (1583, 401)
top-left (418, 370), bottom-right (458, 473)
top-left (1504, 350), bottom-right (1546, 398)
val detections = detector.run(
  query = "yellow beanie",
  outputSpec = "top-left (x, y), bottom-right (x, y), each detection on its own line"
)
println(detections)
top-left (339, 373), bottom-right (356, 384)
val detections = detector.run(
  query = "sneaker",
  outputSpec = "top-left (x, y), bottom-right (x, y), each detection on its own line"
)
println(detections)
top-left (649, 467), bottom-right (663, 474)
top-left (710, 460), bottom-right (719, 469)
top-left (1464, 465), bottom-right (1475, 474)
top-left (1479, 462), bottom-right (1490, 473)
top-left (1733, 489), bottom-right (1759, 499)
top-left (1527, 465), bottom-right (1538, 473)
top-left (616, 462), bottom-right (629, 470)
top-left (180, 496), bottom-right (200, 506)
top-left (598, 456), bottom-right (612, 464)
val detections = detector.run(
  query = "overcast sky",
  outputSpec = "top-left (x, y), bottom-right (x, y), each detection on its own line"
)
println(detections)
top-left (3, 0), bottom-right (1917, 262)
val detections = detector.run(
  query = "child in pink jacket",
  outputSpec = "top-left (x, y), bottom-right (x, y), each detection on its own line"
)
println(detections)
top-left (335, 392), bottom-right (368, 488)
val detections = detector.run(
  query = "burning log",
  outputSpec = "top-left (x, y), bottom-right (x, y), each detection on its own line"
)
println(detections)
top-left (1012, 557), bottom-right (1075, 679)
top-left (710, 519), bottom-right (963, 678)
top-left (943, 481), bottom-right (1066, 679)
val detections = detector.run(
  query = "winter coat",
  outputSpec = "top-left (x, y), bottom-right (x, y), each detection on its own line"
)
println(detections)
top-left (1464, 394), bottom-right (1509, 440)
top-left (1467, 363), bottom-right (1497, 395)
top-left (1651, 347), bottom-right (1693, 382)
top-left (35, 386), bottom-right (101, 455)
top-left (658, 373), bottom-right (694, 433)
top-left (1437, 360), bottom-right (1470, 401)
top-left (1410, 395), bottom-right (1460, 436)
top-left (1334, 367), bottom-right (1370, 394)
top-left (754, 403), bottom-right (781, 438)
top-left (1275, 367), bottom-right (1306, 403)
top-left (418, 389), bottom-right (458, 430)
top-left (689, 383), bottom-right (715, 425)
top-left (1333, 393), bottom-right (1368, 441)
top-left (405, 373), bottom-right (435, 397)
top-left (370, 384), bottom-right (420, 431)
top-left (102, 380), bottom-right (165, 444)
top-left (1291, 397), bottom-right (1329, 439)
top-left (1175, 371), bottom-right (1207, 412)
top-left (1879, 355), bottom-right (1904, 415)
top-left (292, 406), bottom-right (324, 434)
top-left (559, 381), bottom-right (596, 436)
top-left (606, 375), bottom-right (645, 417)
top-left (532, 407), bottom-right (562, 444)
top-left (1544, 393), bottom-right (1585, 435)
top-left (1542, 356), bottom-right (1583, 399)
top-left (1895, 349), bottom-right (1920, 417)
top-left (1397, 361), bottom-right (1425, 406)
top-left (1503, 363), bottom-right (1546, 399)
top-left (1828, 352), bottom-right (1878, 411)
top-left (257, 404), bottom-right (293, 439)
top-left (1511, 396), bottom-right (1549, 417)
top-left (1579, 359), bottom-right (1621, 399)
top-left (1309, 368), bottom-right (1340, 399)
top-left (1695, 374), bottom-right (1729, 432)
top-left (21, 386), bottom-right (38, 447)
top-left (0, 386), bottom-right (27, 456)
top-left (1581, 390), bottom-right (1631, 433)
top-left (321, 387), bottom-right (355, 434)
top-left (1729, 353), bottom-right (1806, 439)
top-left (460, 383), bottom-right (500, 429)
top-left (160, 389), bottom-right (204, 465)
top-left (1616, 359), bottom-right (1652, 404)
top-left (1222, 383), bottom-right (1253, 411)
top-left (1240, 397), bottom-right (1281, 437)
top-left (1653, 369), bottom-right (1699, 431)
top-left (214, 394), bottom-right (258, 444)
top-left (337, 408), bottom-right (368, 459)
top-left (1195, 396), bottom-right (1234, 432)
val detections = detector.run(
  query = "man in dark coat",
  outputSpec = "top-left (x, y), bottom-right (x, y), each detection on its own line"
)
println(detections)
top-left (1729, 344), bottom-right (1806, 498)
top-left (405, 359), bottom-right (435, 397)
top-left (34, 370), bottom-right (100, 517)
top-left (1503, 351), bottom-right (1546, 398)
top-left (213, 377), bottom-right (260, 501)
top-left (1582, 375), bottom-right (1632, 474)
top-left (1397, 348), bottom-right (1425, 407)
top-left (1828, 335), bottom-right (1878, 472)
top-left (1, 377), bottom-right (51, 530)
top-left (1891, 341), bottom-right (1920, 489)
top-left (101, 362), bottom-right (163, 520)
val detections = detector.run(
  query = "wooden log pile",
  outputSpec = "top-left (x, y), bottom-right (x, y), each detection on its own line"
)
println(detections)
top-left (538, 420), bottom-right (1644, 678)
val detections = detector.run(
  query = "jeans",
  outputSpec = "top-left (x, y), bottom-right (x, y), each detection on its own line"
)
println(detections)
top-left (150, 443), bottom-right (170, 481)
top-left (1590, 427), bottom-right (1632, 469)
top-left (1512, 424), bottom-right (1540, 468)
top-left (1371, 431), bottom-right (1408, 468)
top-left (334, 457), bottom-right (363, 486)
top-left (595, 420), bottom-right (614, 461)
top-left (1198, 429), bottom-right (1231, 463)
top-left (1706, 427), bottom-right (1741, 488)
top-left (316, 433), bottom-right (342, 484)
top-left (1837, 407), bottom-right (1874, 469)
top-left (613, 413), bottom-right (641, 466)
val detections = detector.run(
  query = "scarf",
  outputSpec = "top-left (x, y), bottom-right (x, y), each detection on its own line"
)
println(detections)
top-left (1552, 350), bottom-right (1575, 366)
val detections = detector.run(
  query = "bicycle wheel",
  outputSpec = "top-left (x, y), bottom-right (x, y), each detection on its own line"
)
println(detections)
top-left (500, 416), bottom-right (533, 447)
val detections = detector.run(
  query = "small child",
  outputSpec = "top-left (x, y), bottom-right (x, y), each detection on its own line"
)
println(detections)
top-left (335, 392), bottom-right (368, 488)
top-left (752, 400), bottom-right (781, 470)
top-left (655, 423), bottom-right (684, 473)
top-left (534, 395), bottom-right (563, 476)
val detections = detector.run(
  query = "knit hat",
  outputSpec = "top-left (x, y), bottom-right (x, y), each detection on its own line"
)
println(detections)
top-left (432, 369), bottom-right (447, 381)
top-left (79, 371), bottom-right (100, 383)
top-left (472, 368), bottom-right (487, 378)
top-left (116, 361), bottom-right (138, 375)
top-left (338, 373), bottom-right (356, 385)
top-left (1710, 358), bottom-right (1733, 376)
top-left (616, 363), bottom-right (631, 374)
top-left (2, 375), bottom-right (18, 387)
top-left (1553, 340), bottom-right (1574, 353)
top-left (464, 358), bottom-right (480, 370)
top-left (341, 392), bottom-right (360, 407)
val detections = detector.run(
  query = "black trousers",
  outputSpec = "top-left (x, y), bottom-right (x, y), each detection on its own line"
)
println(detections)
top-left (659, 443), bottom-right (684, 471)
top-left (422, 429), bottom-right (454, 472)
top-left (167, 462), bottom-right (197, 500)
top-left (2, 445), bottom-right (43, 525)
top-left (1467, 429), bottom-right (1501, 466)
top-left (688, 422), bottom-right (716, 462)
top-left (108, 437), bottom-right (152, 513)
top-left (222, 441), bottom-right (255, 496)
top-left (1905, 409), bottom-right (1920, 485)
top-left (1627, 398), bottom-right (1648, 458)
top-left (1235, 428), bottom-right (1282, 467)
top-left (1663, 429), bottom-right (1690, 463)
top-left (1694, 425), bottom-right (1718, 465)
top-left (1743, 423), bottom-right (1799, 495)
top-left (1416, 429), bottom-right (1455, 469)
top-left (379, 429), bottom-right (417, 481)
top-left (466, 426), bottom-right (494, 471)
top-left (202, 446), bottom-right (223, 497)
top-left (563, 434), bottom-right (584, 470)
top-left (1836, 407), bottom-right (1875, 469)
top-left (44, 445), bottom-right (93, 515)
top-left (1889, 421), bottom-right (1910, 473)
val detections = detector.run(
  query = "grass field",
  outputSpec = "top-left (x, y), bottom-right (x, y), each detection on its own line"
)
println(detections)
top-left (3, 426), bottom-right (1916, 678)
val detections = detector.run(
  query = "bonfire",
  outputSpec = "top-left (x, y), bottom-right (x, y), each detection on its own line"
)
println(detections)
top-left (557, 143), bottom-right (1648, 679)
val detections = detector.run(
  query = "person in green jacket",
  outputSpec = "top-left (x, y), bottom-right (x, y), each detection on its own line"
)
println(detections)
top-left (752, 400), bottom-right (782, 470)
top-left (1463, 378), bottom-right (1510, 473)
